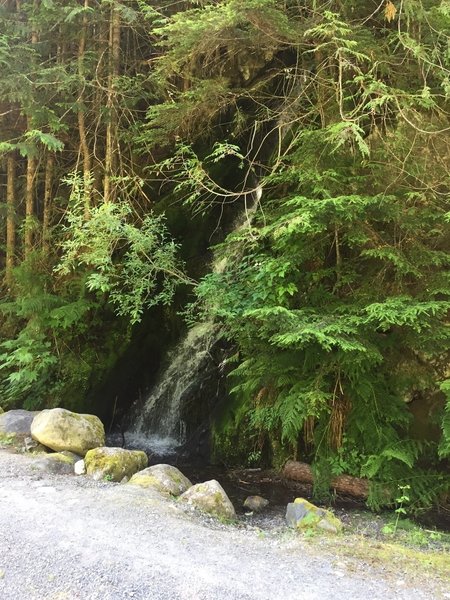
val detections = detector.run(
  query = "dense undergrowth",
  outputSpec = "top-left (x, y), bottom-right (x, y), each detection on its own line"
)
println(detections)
top-left (0, 1), bottom-right (449, 510)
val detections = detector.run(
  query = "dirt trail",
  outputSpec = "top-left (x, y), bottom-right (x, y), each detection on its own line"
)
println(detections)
top-left (0, 450), bottom-right (447, 600)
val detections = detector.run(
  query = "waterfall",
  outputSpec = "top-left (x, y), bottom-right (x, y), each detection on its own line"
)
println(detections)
top-left (125, 321), bottom-right (221, 456)
top-left (124, 188), bottom-right (261, 457)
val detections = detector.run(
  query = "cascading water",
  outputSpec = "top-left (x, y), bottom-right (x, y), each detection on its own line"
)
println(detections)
top-left (125, 187), bottom-right (262, 459)
top-left (125, 321), bottom-right (221, 456)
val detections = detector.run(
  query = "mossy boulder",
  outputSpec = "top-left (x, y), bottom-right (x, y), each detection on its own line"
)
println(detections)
top-left (180, 479), bottom-right (236, 520)
top-left (31, 408), bottom-right (105, 456)
top-left (32, 451), bottom-right (80, 475)
top-left (286, 498), bottom-right (343, 534)
top-left (84, 447), bottom-right (148, 482)
top-left (128, 464), bottom-right (192, 496)
top-left (0, 406), bottom-right (4, 415)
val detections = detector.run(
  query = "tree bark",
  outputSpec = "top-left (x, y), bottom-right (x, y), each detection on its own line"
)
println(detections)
top-left (283, 460), bottom-right (370, 499)
top-left (103, 3), bottom-right (121, 203)
top-left (5, 154), bottom-right (16, 288)
top-left (24, 0), bottom-right (40, 259)
top-left (78, 0), bottom-right (92, 218)
top-left (42, 153), bottom-right (54, 253)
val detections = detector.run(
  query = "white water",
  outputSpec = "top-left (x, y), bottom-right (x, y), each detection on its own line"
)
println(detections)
top-left (125, 321), bottom-right (219, 455)
top-left (125, 190), bottom-right (261, 456)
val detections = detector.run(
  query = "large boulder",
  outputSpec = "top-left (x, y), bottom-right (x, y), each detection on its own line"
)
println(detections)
top-left (128, 464), bottom-right (192, 496)
top-left (0, 410), bottom-right (39, 445)
top-left (32, 451), bottom-right (80, 475)
top-left (180, 479), bottom-right (236, 520)
top-left (286, 498), bottom-right (343, 534)
top-left (84, 447), bottom-right (148, 482)
top-left (31, 408), bottom-right (105, 456)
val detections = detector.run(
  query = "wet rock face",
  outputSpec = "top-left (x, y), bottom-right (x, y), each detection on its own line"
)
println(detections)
top-left (286, 498), bottom-right (343, 534)
top-left (128, 464), bottom-right (192, 496)
top-left (31, 408), bottom-right (105, 456)
top-left (84, 447), bottom-right (148, 482)
top-left (180, 479), bottom-right (236, 520)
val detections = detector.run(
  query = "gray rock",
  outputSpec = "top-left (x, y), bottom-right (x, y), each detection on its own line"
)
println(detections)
top-left (180, 480), bottom-right (236, 520)
top-left (32, 452), bottom-right (79, 475)
top-left (0, 410), bottom-right (40, 440)
top-left (243, 495), bottom-right (269, 512)
top-left (128, 464), bottom-right (192, 496)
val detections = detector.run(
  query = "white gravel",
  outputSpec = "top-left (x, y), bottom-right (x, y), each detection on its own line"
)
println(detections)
top-left (0, 449), bottom-right (447, 600)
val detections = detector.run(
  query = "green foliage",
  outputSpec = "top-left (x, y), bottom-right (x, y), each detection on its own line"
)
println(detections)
top-left (56, 173), bottom-right (186, 324)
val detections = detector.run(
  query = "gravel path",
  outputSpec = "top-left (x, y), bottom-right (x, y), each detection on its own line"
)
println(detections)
top-left (0, 449), bottom-right (447, 600)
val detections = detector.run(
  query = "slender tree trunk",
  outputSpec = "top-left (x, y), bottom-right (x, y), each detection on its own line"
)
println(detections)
top-left (103, 3), bottom-right (121, 203)
top-left (24, 0), bottom-right (40, 259)
top-left (5, 154), bottom-right (16, 288)
top-left (24, 155), bottom-right (36, 259)
top-left (42, 153), bottom-right (54, 253)
top-left (78, 0), bottom-right (92, 218)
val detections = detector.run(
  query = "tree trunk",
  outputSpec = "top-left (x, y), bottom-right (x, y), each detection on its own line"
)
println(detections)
top-left (283, 460), bottom-right (369, 499)
top-left (42, 153), bottom-right (54, 253)
top-left (103, 3), bottom-right (121, 203)
top-left (5, 154), bottom-right (16, 288)
top-left (78, 0), bottom-right (92, 218)
top-left (24, 155), bottom-right (36, 258)
top-left (24, 0), bottom-right (40, 259)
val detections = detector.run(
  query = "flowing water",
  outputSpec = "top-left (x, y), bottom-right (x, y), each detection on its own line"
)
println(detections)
top-left (124, 193), bottom-right (261, 459)
top-left (124, 320), bottom-right (221, 457)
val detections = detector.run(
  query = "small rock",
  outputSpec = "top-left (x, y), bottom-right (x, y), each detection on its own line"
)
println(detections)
top-left (180, 479), bottom-right (236, 520)
top-left (32, 452), bottom-right (79, 475)
top-left (243, 495), bottom-right (269, 512)
top-left (128, 464), bottom-right (192, 496)
top-left (85, 447), bottom-right (148, 482)
top-left (74, 460), bottom-right (86, 475)
top-left (22, 436), bottom-right (50, 453)
top-left (286, 498), bottom-right (343, 534)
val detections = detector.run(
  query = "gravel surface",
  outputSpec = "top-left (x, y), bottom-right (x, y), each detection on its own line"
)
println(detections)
top-left (0, 449), bottom-right (447, 600)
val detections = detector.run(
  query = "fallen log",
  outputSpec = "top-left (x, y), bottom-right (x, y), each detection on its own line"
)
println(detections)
top-left (283, 460), bottom-right (369, 499)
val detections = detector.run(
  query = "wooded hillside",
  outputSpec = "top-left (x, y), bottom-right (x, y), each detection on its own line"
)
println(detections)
top-left (0, 0), bottom-right (449, 510)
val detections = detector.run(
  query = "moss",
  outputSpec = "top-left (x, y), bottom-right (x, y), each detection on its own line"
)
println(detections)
top-left (0, 432), bottom-right (16, 446)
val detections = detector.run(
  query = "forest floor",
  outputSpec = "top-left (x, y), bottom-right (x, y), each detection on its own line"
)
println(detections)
top-left (0, 448), bottom-right (449, 600)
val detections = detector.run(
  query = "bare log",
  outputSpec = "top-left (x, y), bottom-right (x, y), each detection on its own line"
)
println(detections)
top-left (283, 460), bottom-right (369, 499)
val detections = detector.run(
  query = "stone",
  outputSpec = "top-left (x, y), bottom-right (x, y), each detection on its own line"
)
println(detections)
top-left (0, 410), bottom-right (40, 443)
top-left (31, 408), bottom-right (105, 456)
top-left (180, 479), bottom-right (236, 520)
top-left (128, 464), bottom-right (192, 496)
top-left (22, 436), bottom-right (49, 454)
top-left (285, 498), bottom-right (343, 534)
top-left (74, 459), bottom-right (86, 475)
top-left (84, 447), bottom-right (148, 482)
top-left (32, 451), bottom-right (79, 475)
top-left (0, 406), bottom-right (3, 414)
top-left (243, 495), bottom-right (269, 512)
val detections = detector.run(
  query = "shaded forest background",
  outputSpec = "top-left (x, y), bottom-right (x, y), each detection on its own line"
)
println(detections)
top-left (0, 0), bottom-right (449, 510)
